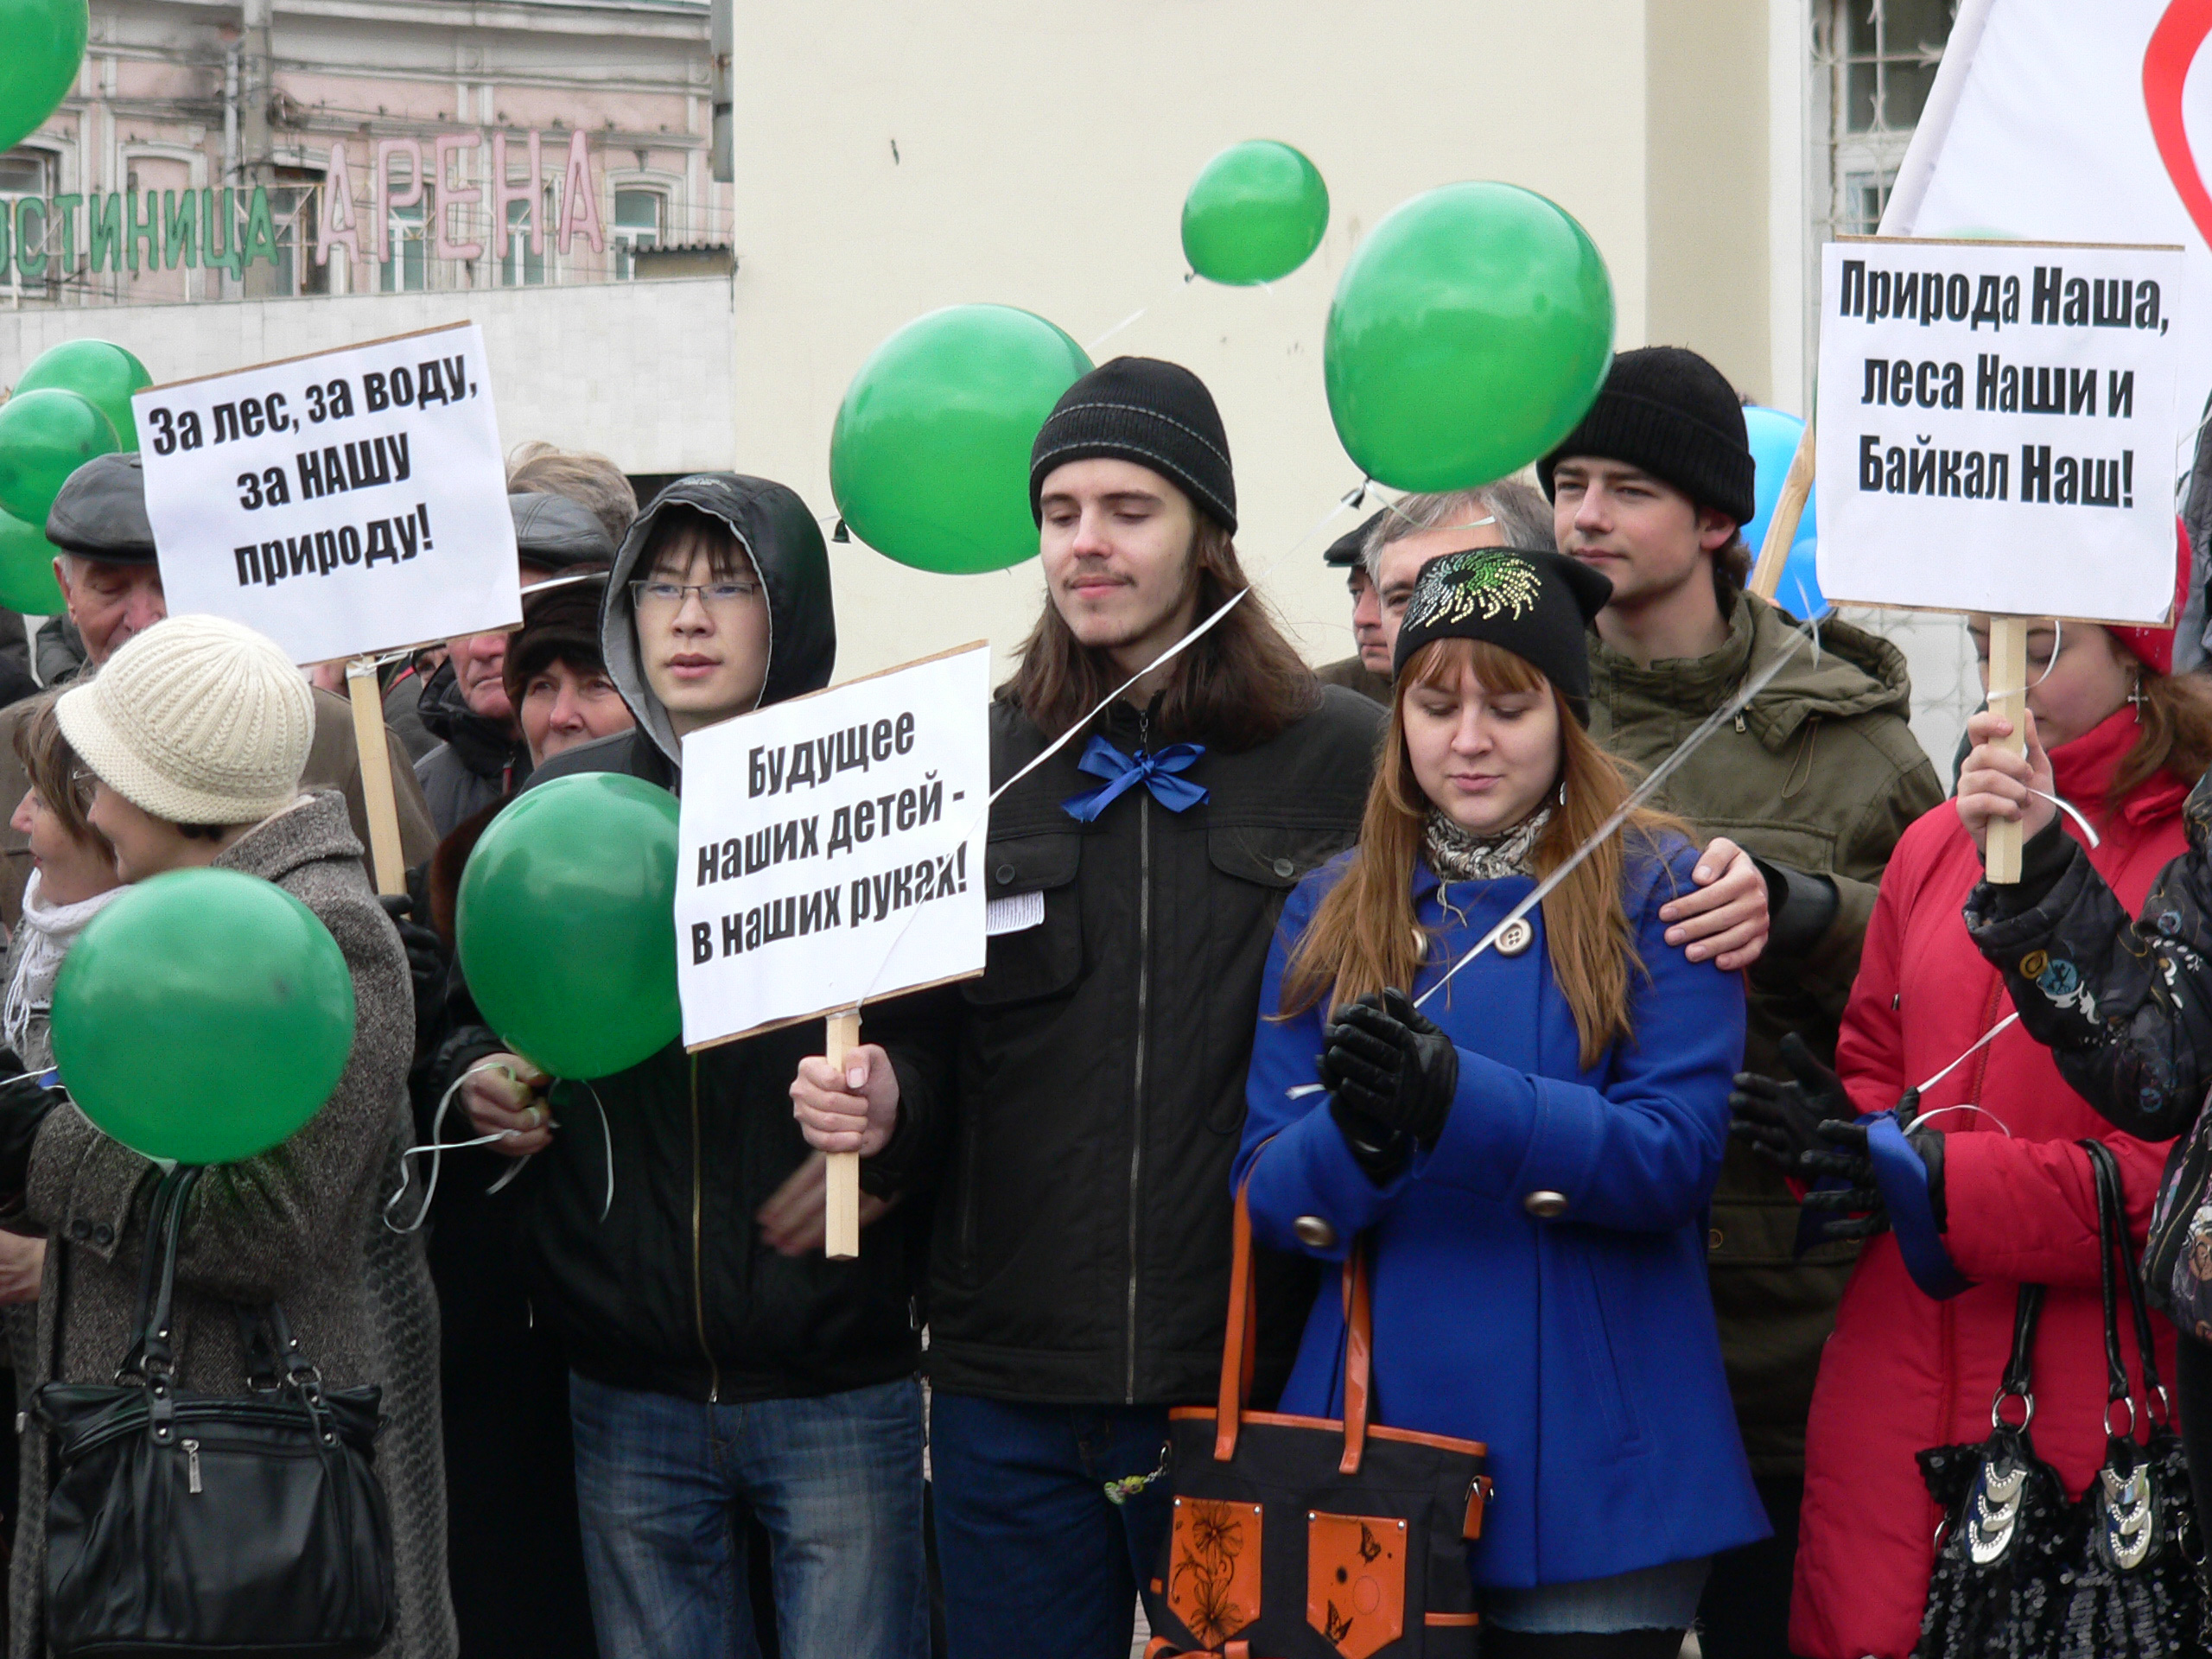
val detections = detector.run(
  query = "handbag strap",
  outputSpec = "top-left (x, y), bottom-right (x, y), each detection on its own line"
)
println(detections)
top-left (2083, 1137), bottom-right (2174, 1429)
top-left (131, 1166), bottom-right (201, 1383)
top-left (2088, 1139), bottom-right (2133, 1414)
top-left (1214, 1182), bottom-right (1372, 1472)
top-left (1993, 1280), bottom-right (2046, 1428)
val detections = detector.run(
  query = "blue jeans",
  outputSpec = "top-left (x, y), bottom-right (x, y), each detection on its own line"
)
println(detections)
top-left (569, 1372), bottom-right (929, 1659)
top-left (928, 1393), bottom-right (1173, 1659)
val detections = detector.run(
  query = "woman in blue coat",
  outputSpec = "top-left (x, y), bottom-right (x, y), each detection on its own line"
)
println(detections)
top-left (1235, 547), bottom-right (1767, 1657)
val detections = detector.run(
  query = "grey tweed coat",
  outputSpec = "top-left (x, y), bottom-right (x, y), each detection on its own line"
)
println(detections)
top-left (7, 791), bottom-right (455, 1659)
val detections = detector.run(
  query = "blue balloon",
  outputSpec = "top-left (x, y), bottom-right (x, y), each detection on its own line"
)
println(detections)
top-left (1742, 406), bottom-right (1815, 555)
top-left (1777, 535), bottom-right (1827, 621)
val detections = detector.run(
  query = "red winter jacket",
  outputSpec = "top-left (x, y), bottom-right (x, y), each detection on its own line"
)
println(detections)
top-left (1791, 704), bottom-right (2185, 1659)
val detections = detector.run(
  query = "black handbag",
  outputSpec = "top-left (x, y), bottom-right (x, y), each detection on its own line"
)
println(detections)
top-left (1143, 1189), bottom-right (1492, 1659)
top-left (1913, 1281), bottom-right (2082, 1659)
top-left (2056, 1139), bottom-right (2204, 1659)
top-left (33, 1165), bottom-right (395, 1659)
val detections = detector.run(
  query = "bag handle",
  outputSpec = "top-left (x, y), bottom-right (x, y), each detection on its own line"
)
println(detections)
top-left (1215, 1183), bottom-right (1372, 1472)
top-left (2088, 1139), bottom-right (2133, 1418)
top-left (1993, 1281), bottom-right (2045, 1430)
top-left (2082, 1138), bottom-right (2173, 1430)
top-left (132, 1165), bottom-right (202, 1383)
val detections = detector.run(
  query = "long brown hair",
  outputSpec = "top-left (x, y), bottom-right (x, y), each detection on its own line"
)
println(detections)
top-left (1001, 520), bottom-right (1317, 749)
top-left (2113, 658), bottom-right (2212, 807)
top-left (1281, 638), bottom-right (1685, 1068)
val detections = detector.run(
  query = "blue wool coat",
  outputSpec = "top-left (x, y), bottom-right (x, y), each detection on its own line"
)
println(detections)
top-left (1234, 838), bottom-right (1769, 1590)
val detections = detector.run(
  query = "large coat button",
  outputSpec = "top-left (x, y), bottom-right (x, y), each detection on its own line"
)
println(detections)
top-left (1494, 918), bottom-right (1535, 957)
top-left (1293, 1215), bottom-right (1338, 1249)
top-left (1523, 1190), bottom-right (1567, 1218)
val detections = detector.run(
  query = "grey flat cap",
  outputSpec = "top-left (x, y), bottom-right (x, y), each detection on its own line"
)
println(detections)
top-left (47, 452), bottom-right (156, 563)
top-left (512, 492), bottom-right (616, 570)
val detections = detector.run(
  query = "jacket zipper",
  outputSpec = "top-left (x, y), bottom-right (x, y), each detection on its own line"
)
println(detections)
top-left (1127, 715), bottom-right (1152, 1405)
top-left (689, 1056), bottom-right (721, 1403)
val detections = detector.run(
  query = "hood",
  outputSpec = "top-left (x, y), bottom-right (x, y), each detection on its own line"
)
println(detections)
top-left (416, 658), bottom-right (526, 779)
top-left (602, 474), bottom-right (836, 769)
top-left (1592, 588), bottom-right (1915, 753)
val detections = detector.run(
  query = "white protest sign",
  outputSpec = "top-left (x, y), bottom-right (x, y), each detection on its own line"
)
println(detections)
top-left (675, 643), bottom-right (990, 1050)
top-left (1814, 238), bottom-right (2184, 622)
top-left (130, 321), bottom-right (520, 665)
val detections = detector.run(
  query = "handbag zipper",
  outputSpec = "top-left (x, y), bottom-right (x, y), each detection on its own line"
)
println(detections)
top-left (182, 1437), bottom-right (201, 1494)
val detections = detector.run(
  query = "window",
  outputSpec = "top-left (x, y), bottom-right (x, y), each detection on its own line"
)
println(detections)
top-left (268, 166), bottom-right (327, 296)
top-left (1815, 0), bottom-right (1959, 237)
top-left (381, 200), bottom-right (426, 292)
top-left (0, 149), bottom-right (56, 294)
top-left (500, 187), bottom-right (552, 286)
top-left (613, 188), bottom-right (661, 279)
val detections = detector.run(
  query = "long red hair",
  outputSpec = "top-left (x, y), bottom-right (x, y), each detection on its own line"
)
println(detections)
top-left (1281, 638), bottom-right (1684, 1068)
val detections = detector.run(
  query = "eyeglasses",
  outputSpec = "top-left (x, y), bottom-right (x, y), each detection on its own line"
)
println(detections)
top-left (630, 579), bottom-right (760, 613)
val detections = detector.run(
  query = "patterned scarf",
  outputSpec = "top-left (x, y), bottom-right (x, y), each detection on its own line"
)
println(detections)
top-left (1422, 804), bottom-right (1552, 882)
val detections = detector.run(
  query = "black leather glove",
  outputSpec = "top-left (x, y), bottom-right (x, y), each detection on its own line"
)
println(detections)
top-left (1320, 988), bottom-right (1459, 1179)
top-left (1728, 1033), bottom-right (1854, 1176)
top-left (378, 893), bottom-right (449, 1053)
top-left (1801, 1091), bottom-right (1942, 1239)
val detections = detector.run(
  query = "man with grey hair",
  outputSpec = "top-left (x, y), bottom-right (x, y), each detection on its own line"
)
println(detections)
top-left (0, 453), bottom-right (437, 927)
top-left (1363, 476), bottom-right (1774, 973)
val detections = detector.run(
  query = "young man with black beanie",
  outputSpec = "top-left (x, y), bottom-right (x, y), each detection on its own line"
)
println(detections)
top-left (795, 356), bottom-right (1383, 1658)
top-left (1541, 345), bottom-right (1942, 1659)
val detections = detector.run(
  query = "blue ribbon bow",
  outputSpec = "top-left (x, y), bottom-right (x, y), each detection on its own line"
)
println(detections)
top-left (1061, 736), bottom-right (1211, 823)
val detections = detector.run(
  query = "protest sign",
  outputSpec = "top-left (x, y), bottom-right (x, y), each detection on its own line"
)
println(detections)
top-left (675, 643), bottom-right (990, 1049)
top-left (1814, 238), bottom-right (2184, 624)
top-left (130, 321), bottom-right (520, 666)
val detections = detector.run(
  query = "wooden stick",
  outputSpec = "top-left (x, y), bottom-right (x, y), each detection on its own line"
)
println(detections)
top-left (824, 1009), bottom-right (862, 1259)
top-left (344, 658), bottom-right (407, 896)
top-left (1749, 421), bottom-right (1817, 603)
top-left (1985, 616), bottom-right (2029, 883)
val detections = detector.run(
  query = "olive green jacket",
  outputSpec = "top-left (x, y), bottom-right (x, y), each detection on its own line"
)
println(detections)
top-left (1588, 588), bottom-right (1943, 1476)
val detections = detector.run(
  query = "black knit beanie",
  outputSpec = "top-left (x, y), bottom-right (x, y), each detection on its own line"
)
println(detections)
top-left (1029, 356), bottom-right (1236, 532)
top-left (1392, 547), bottom-right (1613, 724)
top-left (1537, 346), bottom-right (1756, 529)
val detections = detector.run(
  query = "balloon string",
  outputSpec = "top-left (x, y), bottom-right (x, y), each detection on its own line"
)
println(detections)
top-left (1085, 271), bottom-right (1198, 354)
top-left (385, 1061), bottom-right (515, 1234)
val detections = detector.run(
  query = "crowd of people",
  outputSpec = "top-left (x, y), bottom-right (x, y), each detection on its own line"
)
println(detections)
top-left (0, 336), bottom-right (2196, 1659)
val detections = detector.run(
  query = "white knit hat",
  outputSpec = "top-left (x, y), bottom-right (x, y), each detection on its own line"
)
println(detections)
top-left (56, 614), bottom-right (315, 826)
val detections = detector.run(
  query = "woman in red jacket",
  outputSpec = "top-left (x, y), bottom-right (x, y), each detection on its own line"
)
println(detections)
top-left (1735, 563), bottom-right (2206, 1657)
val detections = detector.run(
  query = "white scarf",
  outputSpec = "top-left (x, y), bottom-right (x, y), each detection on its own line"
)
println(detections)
top-left (3, 869), bottom-right (124, 1058)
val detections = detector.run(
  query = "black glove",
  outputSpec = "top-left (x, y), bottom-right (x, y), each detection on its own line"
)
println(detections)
top-left (378, 893), bottom-right (450, 1052)
top-left (1728, 1033), bottom-right (1853, 1176)
top-left (1320, 988), bottom-right (1459, 1182)
top-left (1801, 1091), bottom-right (1943, 1240)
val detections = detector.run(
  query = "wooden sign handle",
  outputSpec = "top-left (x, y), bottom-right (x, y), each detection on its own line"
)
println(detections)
top-left (1984, 616), bottom-right (2029, 884)
top-left (824, 1009), bottom-right (862, 1259)
top-left (1749, 421), bottom-right (1816, 603)
top-left (345, 658), bottom-right (407, 896)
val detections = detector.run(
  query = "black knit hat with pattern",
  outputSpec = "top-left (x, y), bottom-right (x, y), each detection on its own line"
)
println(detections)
top-left (1392, 547), bottom-right (1613, 724)
top-left (1029, 356), bottom-right (1236, 532)
top-left (1536, 346), bottom-right (1756, 529)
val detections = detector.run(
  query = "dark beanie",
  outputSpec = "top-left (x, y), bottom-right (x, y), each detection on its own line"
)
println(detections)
top-left (1392, 548), bottom-right (1613, 723)
top-left (1029, 356), bottom-right (1236, 531)
top-left (1537, 346), bottom-right (1756, 529)
top-left (502, 567), bottom-right (611, 711)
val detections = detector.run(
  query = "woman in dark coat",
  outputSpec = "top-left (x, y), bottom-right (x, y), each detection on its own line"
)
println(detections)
top-left (1236, 550), bottom-right (1764, 1656)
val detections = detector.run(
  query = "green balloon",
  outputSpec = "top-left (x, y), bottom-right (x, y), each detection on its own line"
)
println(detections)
top-left (0, 509), bottom-right (65, 613)
top-left (16, 339), bottom-right (153, 451)
top-left (0, 0), bottom-right (86, 155)
top-left (50, 868), bottom-right (359, 1166)
top-left (1324, 181), bottom-right (1614, 493)
top-left (457, 772), bottom-right (681, 1079)
top-left (1182, 140), bottom-right (1330, 285)
top-left (0, 387), bottom-right (118, 530)
top-left (830, 304), bottom-right (1092, 575)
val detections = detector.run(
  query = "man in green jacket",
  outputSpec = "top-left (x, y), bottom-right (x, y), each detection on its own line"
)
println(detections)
top-left (1540, 346), bottom-right (1942, 1659)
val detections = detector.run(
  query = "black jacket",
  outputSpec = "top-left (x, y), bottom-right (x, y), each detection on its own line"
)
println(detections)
top-left (433, 473), bottom-right (944, 1403)
top-left (413, 658), bottom-right (531, 838)
top-left (1964, 784), bottom-right (2212, 1142)
top-left (904, 684), bottom-right (1383, 1406)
